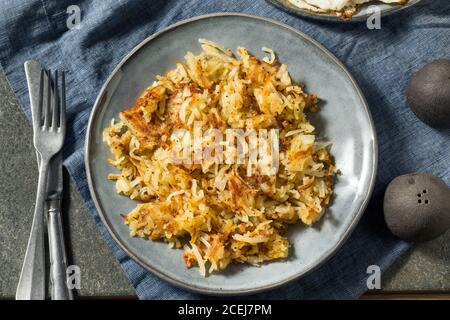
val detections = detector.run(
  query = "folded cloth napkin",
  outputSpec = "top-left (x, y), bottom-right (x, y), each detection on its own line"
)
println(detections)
top-left (1, 0), bottom-right (449, 299)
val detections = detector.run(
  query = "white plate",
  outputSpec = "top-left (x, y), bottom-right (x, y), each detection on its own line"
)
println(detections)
top-left (267, 0), bottom-right (422, 22)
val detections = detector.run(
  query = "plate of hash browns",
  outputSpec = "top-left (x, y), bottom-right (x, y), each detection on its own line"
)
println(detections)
top-left (267, 0), bottom-right (421, 21)
top-left (86, 13), bottom-right (377, 295)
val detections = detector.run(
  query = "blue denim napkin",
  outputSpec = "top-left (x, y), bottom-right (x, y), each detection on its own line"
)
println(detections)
top-left (0, 0), bottom-right (449, 299)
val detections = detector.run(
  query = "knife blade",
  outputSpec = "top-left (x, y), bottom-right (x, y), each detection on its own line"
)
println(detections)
top-left (25, 60), bottom-right (47, 166)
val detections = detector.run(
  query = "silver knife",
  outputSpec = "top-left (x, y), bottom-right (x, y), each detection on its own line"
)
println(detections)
top-left (16, 60), bottom-right (48, 300)
top-left (20, 60), bottom-right (73, 300)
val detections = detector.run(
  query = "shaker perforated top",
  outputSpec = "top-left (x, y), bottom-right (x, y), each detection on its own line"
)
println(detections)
top-left (384, 173), bottom-right (450, 242)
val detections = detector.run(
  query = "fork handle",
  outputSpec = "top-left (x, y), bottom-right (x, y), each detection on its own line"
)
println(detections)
top-left (48, 200), bottom-right (73, 300)
top-left (16, 159), bottom-right (50, 300)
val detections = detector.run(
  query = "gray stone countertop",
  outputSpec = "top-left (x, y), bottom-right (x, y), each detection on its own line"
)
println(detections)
top-left (0, 68), bottom-right (448, 298)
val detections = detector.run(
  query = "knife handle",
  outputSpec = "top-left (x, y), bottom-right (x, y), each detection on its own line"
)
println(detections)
top-left (47, 199), bottom-right (74, 300)
top-left (16, 160), bottom-right (49, 300)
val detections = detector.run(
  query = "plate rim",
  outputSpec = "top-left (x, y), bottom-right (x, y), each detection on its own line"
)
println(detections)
top-left (266, 0), bottom-right (422, 23)
top-left (85, 12), bottom-right (378, 296)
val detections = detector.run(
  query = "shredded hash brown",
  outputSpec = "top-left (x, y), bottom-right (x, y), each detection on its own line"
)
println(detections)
top-left (103, 40), bottom-right (336, 276)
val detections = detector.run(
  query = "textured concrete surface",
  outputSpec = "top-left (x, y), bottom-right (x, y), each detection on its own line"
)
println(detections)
top-left (382, 233), bottom-right (449, 291)
top-left (0, 67), bottom-right (448, 298)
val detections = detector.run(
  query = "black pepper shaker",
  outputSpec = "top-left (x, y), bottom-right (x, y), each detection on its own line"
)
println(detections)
top-left (384, 173), bottom-right (450, 242)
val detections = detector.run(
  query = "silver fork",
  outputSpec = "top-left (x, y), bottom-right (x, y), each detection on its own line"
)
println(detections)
top-left (16, 70), bottom-right (66, 300)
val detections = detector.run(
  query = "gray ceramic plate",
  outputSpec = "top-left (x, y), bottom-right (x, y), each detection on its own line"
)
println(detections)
top-left (267, 0), bottom-right (421, 22)
top-left (85, 13), bottom-right (377, 295)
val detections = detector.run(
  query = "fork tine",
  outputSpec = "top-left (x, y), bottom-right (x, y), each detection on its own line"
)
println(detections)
top-left (44, 69), bottom-right (52, 127)
top-left (60, 71), bottom-right (66, 130)
top-left (52, 70), bottom-right (59, 128)
top-left (35, 69), bottom-right (44, 128)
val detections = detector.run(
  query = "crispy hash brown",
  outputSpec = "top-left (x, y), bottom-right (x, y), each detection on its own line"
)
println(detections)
top-left (103, 40), bottom-right (336, 276)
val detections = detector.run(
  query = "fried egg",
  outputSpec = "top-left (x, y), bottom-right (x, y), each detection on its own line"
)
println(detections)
top-left (289, 0), bottom-right (406, 13)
